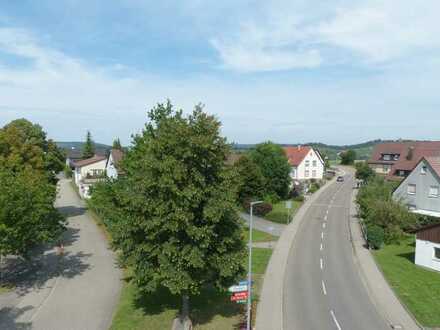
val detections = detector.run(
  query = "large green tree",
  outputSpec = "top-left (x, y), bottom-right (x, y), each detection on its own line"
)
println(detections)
top-left (234, 154), bottom-right (265, 203)
top-left (82, 131), bottom-right (95, 159)
top-left (340, 149), bottom-right (357, 165)
top-left (112, 138), bottom-right (122, 150)
top-left (0, 119), bottom-right (65, 181)
top-left (249, 141), bottom-right (291, 199)
top-left (92, 101), bottom-right (246, 321)
top-left (355, 161), bottom-right (375, 182)
top-left (0, 168), bottom-right (65, 257)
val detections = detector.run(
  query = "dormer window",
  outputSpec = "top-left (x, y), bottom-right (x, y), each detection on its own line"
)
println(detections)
top-left (394, 154), bottom-right (400, 160)
top-left (421, 166), bottom-right (427, 175)
top-left (383, 154), bottom-right (391, 161)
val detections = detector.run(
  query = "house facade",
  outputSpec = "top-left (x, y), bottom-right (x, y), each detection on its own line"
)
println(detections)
top-left (73, 155), bottom-right (107, 198)
top-left (106, 149), bottom-right (124, 179)
top-left (368, 141), bottom-right (440, 181)
top-left (284, 146), bottom-right (324, 181)
top-left (414, 223), bottom-right (440, 272)
top-left (393, 157), bottom-right (440, 217)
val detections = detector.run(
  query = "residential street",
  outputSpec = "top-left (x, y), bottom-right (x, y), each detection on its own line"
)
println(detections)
top-left (0, 178), bottom-right (121, 330)
top-left (283, 173), bottom-right (389, 329)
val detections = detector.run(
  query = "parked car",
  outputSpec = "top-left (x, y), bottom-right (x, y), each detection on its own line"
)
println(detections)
top-left (337, 176), bottom-right (344, 182)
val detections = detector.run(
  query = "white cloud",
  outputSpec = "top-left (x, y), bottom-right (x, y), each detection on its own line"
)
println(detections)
top-left (210, 0), bottom-right (440, 71)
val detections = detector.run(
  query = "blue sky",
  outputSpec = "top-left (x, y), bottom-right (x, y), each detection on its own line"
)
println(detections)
top-left (0, 0), bottom-right (439, 145)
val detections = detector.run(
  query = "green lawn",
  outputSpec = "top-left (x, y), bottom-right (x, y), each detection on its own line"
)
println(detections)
top-left (111, 248), bottom-right (273, 330)
top-left (373, 237), bottom-right (440, 327)
top-left (264, 200), bottom-right (302, 224)
top-left (243, 228), bottom-right (278, 243)
top-left (0, 286), bottom-right (12, 294)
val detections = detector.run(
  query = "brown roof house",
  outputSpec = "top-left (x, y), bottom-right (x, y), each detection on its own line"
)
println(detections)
top-left (368, 141), bottom-right (440, 181)
top-left (106, 148), bottom-right (125, 179)
top-left (413, 222), bottom-right (440, 272)
top-left (73, 155), bottom-right (107, 199)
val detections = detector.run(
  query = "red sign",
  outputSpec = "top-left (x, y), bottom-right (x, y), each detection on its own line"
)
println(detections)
top-left (231, 292), bottom-right (248, 301)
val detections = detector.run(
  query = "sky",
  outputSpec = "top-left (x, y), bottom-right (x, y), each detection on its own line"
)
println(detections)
top-left (0, 0), bottom-right (439, 146)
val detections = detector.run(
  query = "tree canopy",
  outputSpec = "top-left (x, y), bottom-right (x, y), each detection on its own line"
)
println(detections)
top-left (0, 119), bottom-right (65, 258)
top-left (82, 131), bottom-right (95, 159)
top-left (89, 101), bottom-right (246, 317)
top-left (249, 142), bottom-right (291, 199)
top-left (112, 138), bottom-right (122, 150)
top-left (340, 149), bottom-right (356, 165)
top-left (234, 154), bottom-right (265, 203)
top-left (355, 161), bottom-right (375, 182)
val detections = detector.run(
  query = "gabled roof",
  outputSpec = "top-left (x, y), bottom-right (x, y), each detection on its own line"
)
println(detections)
top-left (284, 146), bottom-right (312, 166)
top-left (110, 149), bottom-right (124, 168)
top-left (425, 157), bottom-right (440, 178)
top-left (74, 155), bottom-right (107, 168)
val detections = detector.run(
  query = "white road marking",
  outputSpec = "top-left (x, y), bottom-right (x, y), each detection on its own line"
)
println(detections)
top-left (323, 222), bottom-right (326, 229)
top-left (330, 310), bottom-right (342, 330)
top-left (324, 215), bottom-right (328, 221)
top-left (320, 243), bottom-right (323, 251)
top-left (320, 258), bottom-right (323, 270)
top-left (326, 209), bottom-right (329, 215)
top-left (322, 280), bottom-right (327, 295)
top-left (321, 232), bottom-right (324, 239)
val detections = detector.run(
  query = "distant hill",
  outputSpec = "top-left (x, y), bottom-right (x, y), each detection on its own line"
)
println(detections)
top-left (56, 141), bottom-right (112, 156)
top-left (232, 139), bottom-right (388, 160)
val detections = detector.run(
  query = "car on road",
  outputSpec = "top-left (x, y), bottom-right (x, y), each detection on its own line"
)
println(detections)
top-left (337, 176), bottom-right (344, 182)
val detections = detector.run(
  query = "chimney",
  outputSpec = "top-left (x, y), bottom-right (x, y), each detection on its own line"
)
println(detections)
top-left (407, 146), bottom-right (414, 160)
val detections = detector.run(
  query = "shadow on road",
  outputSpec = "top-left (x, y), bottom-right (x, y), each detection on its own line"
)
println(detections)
top-left (0, 305), bottom-right (33, 330)
top-left (57, 206), bottom-right (87, 217)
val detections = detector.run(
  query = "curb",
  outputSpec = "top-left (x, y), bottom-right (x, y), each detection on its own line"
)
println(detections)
top-left (255, 176), bottom-right (337, 330)
top-left (348, 184), bottom-right (423, 330)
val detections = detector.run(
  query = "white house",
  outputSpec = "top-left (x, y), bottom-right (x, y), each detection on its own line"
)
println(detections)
top-left (106, 149), bottom-right (124, 179)
top-left (414, 223), bottom-right (440, 272)
top-left (73, 155), bottom-right (107, 198)
top-left (284, 146), bottom-right (325, 181)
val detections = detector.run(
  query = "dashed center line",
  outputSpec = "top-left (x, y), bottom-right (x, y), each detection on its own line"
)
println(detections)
top-left (322, 280), bottom-right (327, 295)
top-left (330, 310), bottom-right (342, 330)
top-left (320, 243), bottom-right (323, 251)
top-left (324, 215), bottom-right (328, 221)
top-left (320, 258), bottom-right (323, 270)
top-left (321, 232), bottom-right (324, 239)
top-left (322, 223), bottom-right (326, 229)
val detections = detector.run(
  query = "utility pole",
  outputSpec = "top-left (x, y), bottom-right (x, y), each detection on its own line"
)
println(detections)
top-left (247, 201), bottom-right (263, 330)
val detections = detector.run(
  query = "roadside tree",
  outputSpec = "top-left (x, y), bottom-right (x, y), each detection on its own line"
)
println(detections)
top-left (355, 161), bottom-right (375, 182)
top-left (112, 138), bottom-right (123, 150)
top-left (234, 154), bottom-right (265, 203)
top-left (100, 101), bottom-right (246, 323)
top-left (340, 149), bottom-right (356, 165)
top-left (249, 142), bottom-right (291, 199)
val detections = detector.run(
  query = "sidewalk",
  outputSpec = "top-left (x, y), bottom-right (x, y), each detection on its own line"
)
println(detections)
top-left (349, 189), bottom-right (422, 330)
top-left (240, 212), bottom-right (285, 237)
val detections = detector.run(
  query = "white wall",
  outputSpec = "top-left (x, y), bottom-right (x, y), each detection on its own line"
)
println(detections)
top-left (74, 159), bottom-right (107, 185)
top-left (294, 149), bottom-right (324, 180)
top-left (415, 239), bottom-right (440, 272)
top-left (106, 154), bottom-right (118, 179)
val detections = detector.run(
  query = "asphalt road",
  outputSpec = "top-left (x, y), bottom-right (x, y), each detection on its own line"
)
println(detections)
top-left (283, 173), bottom-right (389, 330)
top-left (0, 179), bottom-right (121, 330)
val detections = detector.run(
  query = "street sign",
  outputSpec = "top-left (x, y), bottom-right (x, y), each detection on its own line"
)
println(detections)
top-left (228, 285), bottom-right (247, 293)
top-left (286, 201), bottom-right (292, 209)
top-left (231, 294), bottom-right (247, 301)
top-left (239, 280), bottom-right (248, 286)
top-left (236, 299), bottom-right (246, 304)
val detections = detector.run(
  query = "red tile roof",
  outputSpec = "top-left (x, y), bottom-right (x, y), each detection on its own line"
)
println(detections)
top-left (369, 141), bottom-right (440, 179)
top-left (111, 149), bottom-right (124, 168)
top-left (73, 155), bottom-right (107, 168)
top-left (284, 146), bottom-right (312, 166)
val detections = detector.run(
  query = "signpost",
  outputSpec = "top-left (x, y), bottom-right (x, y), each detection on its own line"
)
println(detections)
top-left (286, 200), bottom-right (292, 224)
top-left (228, 285), bottom-right (248, 293)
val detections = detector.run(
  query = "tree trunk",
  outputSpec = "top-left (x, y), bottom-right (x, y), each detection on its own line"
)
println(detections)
top-left (181, 294), bottom-right (189, 320)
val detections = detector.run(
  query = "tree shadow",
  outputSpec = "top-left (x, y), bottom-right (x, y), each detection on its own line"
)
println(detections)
top-left (132, 283), bottom-right (242, 328)
top-left (1, 249), bottom-right (91, 298)
top-left (57, 206), bottom-right (87, 217)
top-left (0, 305), bottom-right (33, 330)
top-left (397, 252), bottom-right (415, 263)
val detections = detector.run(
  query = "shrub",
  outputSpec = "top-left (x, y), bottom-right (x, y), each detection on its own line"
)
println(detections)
top-left (309, 182), bottom-right (321, 194)
top-left (293, 195), bottom-right (305, 202)
top-left (366, 225), bottom-right (385, 249)
top-left (64, 165), bottom-right (72, 178)
top-left (263, 193), bottom-right (280, 204)
top-left (243, 199), bottom-right (273, 217)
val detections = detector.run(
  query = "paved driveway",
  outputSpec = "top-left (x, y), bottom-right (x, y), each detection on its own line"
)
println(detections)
top-left (0, 179), bottom-right (121, 330)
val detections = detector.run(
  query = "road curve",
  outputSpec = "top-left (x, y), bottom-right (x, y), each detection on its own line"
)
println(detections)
top-left (0, 178), bottom-right (121, 330)
top-left (283, 173), bottom-right (389, 330)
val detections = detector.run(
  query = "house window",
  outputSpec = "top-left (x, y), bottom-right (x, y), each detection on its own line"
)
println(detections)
top-left (429, 186), bottom-right (439, 198)
top-left (434, 247), bottom-right (440, 260)
top-left (399, 170), bottom-right (405, 176)
top-left (312, 170), bottom-right (317, 177)
top-left (383, 154), bottom-right (391, 161)
top-left (407, 184), bottom-right (416, 195)
top-left (312, 160), bottom-right (317, 167)
top-left (421, 166), bottom-right (427, 175)
top-left (394, 154), bottom-right (400, 160)
top-left (305, 170), bottom-right (310, 177)
top-left (305, 160), bottom-right (310, 167)
top-left (383, 164), bottom-right (391, 173)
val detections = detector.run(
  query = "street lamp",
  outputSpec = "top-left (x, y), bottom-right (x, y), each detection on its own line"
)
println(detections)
top-left (247, 200), bottom-right (263, 330)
